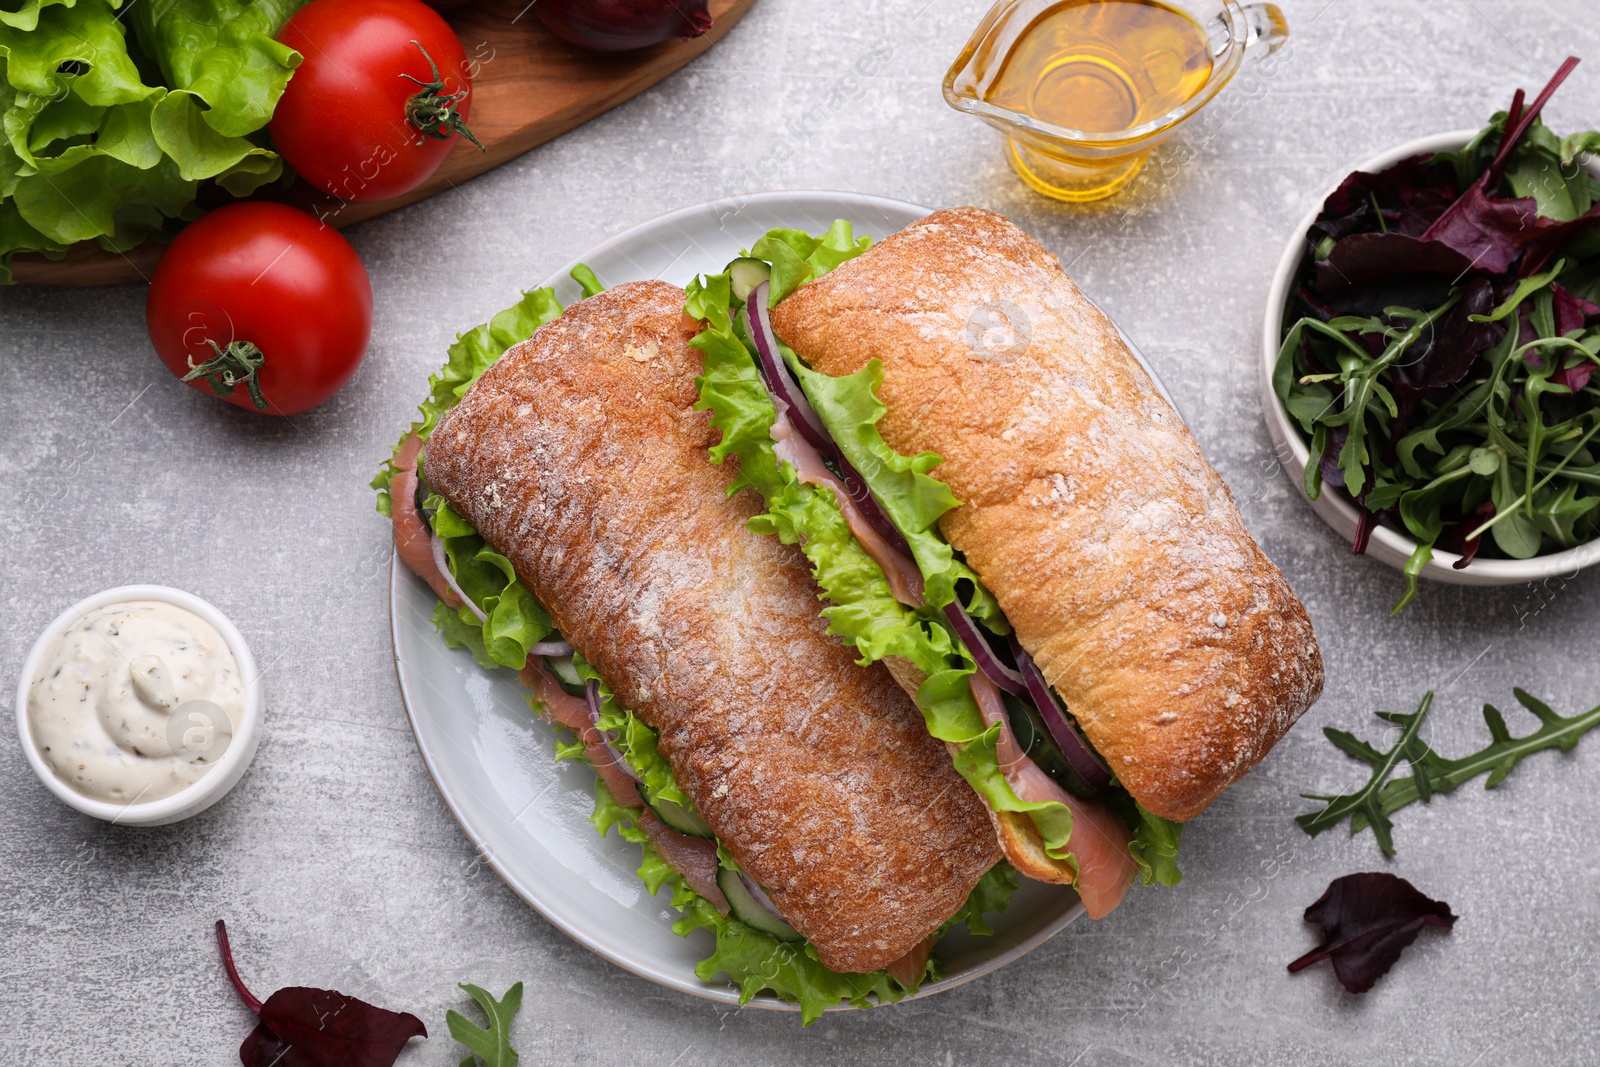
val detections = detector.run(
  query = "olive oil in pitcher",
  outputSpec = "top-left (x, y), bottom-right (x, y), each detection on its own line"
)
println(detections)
top-left (983, 0), bottom-right (1214, 135)
top-left (941, 0), bottom-right (1263, 201)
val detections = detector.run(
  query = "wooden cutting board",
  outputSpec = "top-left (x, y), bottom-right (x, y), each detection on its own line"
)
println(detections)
top-left (12, 0), bottom-right (755, 286)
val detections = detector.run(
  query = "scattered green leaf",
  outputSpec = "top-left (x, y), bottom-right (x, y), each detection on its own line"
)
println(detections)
top-left (447, 982), bottom-right (522, 1067)
top-left (1297, 689), bottom-right (1600, 855)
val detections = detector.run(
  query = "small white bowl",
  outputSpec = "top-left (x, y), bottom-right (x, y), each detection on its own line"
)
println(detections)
top-left (15, 585), bottom-right (263, 825)
top-left (1259, 129), bottom-right (1600, 586)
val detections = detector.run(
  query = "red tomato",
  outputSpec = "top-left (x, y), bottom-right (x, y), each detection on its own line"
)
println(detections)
top-left (271, 0), bottom-right (478, 203)
top-left (146, 202), bottom-right (373, 416)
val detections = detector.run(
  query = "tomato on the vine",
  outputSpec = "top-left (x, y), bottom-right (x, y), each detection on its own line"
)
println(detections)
top-left (146, 202), bottom-right (373, 417)
top-left (270, 0), bottom-right (480, 204)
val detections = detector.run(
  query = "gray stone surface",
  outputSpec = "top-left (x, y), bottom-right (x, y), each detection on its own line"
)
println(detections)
top-left (5, 0), bottom-right (1600, 1062)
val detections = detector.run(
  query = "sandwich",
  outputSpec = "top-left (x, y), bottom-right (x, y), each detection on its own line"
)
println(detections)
top-left (376, 275), bottom-right (1017, 1024)
top-left (685, 207), bottom-right (1325, 915)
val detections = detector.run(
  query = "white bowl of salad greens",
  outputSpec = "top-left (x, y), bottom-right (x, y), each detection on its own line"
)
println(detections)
top-left (1261, 76), bottom-right (1600, 612)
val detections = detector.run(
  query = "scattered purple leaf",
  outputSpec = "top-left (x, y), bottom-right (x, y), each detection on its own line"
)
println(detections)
top-left (1288, 872), bottom-right (1456, 994)
top-left (216, 920), bottom-right (427, 1067)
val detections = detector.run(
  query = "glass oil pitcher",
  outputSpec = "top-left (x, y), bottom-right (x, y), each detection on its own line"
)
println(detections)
top-left (944, 0), bottom-right (1289, 202)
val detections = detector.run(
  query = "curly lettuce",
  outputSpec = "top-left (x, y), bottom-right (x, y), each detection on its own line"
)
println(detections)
top-left (0, 0), bottom-right (302, 280)
top-left (688, 222), bottom-right (1185, 887)
top-left (129, 0), bottom-right (304, 138)
top-left (591, 775), bottom-right (1020, 1023)
top-left (372, 286), bottom-right (565, 515)
top-left (380, 277), bottom-right (1019, 1023)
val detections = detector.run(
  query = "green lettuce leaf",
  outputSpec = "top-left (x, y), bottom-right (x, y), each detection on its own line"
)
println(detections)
top-left (791, 355), bottom-right (1004, 621)
top-left (1128, 804), bottom-right (1184, 887)
top-left (939, 860), bottom-right (1019, 937)
top-left (373, 286), bottom-right (565, 514)
top-left (571, 652), bottom-right (691, 809)
top-left (128, 0), bottom-right (304, 138)
top-left (590, 778), bottom-right (648, 846)
top-left (751, 220), bottom-right (873, 305)
top-left (424, 496), bottom-right (553, 670)
top-left (676, 893), bottom-right (910, 1024)
top-left (0, 0), bottom-right (300, 276)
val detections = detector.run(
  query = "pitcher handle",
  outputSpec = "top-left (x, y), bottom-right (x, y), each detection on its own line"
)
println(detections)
top-left (1239, 3), bottom-right (1289, 64)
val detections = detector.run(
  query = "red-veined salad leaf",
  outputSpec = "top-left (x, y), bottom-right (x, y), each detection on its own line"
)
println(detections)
top-left (216, 921), bottom-right (427, 1067)
top-left (1288, 873), bottom-right (1456, 994)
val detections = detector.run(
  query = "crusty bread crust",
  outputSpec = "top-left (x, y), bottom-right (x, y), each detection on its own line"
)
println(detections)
top-left (424, 280), bottom-right (999, 973)
top-left (772, 208), bottom-right (1324, 822)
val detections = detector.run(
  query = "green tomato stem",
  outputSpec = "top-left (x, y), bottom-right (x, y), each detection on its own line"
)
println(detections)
top-left (401, 41), bottom-right (484, 150)
top-left (181, 339), bottom-right (269, 411)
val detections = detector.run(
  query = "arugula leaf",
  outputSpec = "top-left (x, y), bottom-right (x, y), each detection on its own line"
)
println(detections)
top-left (447, 982), bottom-right (523, 1067)
top-left (1297, 689), bottom-right (1600, 855)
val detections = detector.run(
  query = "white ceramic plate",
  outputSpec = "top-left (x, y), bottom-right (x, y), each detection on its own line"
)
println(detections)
top-left (1259, 131), bottom-right (1600, 585)
top-left (389, 191), bottom-right (1176, 1013)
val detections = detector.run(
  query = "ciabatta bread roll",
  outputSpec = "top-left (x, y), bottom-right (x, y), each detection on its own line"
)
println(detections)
top-left (770, 208), bottom-right (1324, 822)
top-left (425, 280), bottom-right (1000, 972)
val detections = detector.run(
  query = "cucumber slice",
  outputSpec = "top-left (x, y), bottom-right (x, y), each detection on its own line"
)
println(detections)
top-left (717, 867), bottom-right (804, 942)
top-left (644, 792), bottom-right (714, 839)
top-left (728, 257), bottom-right (772, 302)
top-left (544, 655), bottom-right (586, 697)
top-left (1003, 691), bottom-right (1095, 798)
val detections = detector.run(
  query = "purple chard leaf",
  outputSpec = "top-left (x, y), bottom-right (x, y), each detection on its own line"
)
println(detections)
top-left (1288, 873), bottom-right (1456, 994)
top-left (216, 921), bottom-right (427, 1067)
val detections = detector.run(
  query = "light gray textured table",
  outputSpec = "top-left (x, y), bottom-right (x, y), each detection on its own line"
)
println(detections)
top-left (5, 1), bottom-right (1600, 1062)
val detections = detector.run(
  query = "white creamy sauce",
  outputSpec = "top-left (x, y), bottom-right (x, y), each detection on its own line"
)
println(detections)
top-left (27, 600), bottom-right (244, 804)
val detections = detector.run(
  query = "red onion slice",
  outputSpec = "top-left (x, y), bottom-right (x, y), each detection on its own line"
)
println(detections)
top-left (745, 283), bottom-right (913, 556)
top-left (834, 461), bottom-right (914, 559)
top-left (746, 281), bottom-right (835, 454)
top-left (431, 532), bottom-right (487, 623)
top-left (529, 639), bottom-right (574, 656)
top-left (1011, 639), bottom-right (1113, 792)
top-left (585, 678), bottom-right (642, 785)
top-left (942, 601), bottom-right (1027, 696)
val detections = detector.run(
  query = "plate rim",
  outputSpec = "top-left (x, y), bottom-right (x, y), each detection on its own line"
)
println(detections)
top-left (388, 189), bottom-right (1185, 1013)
